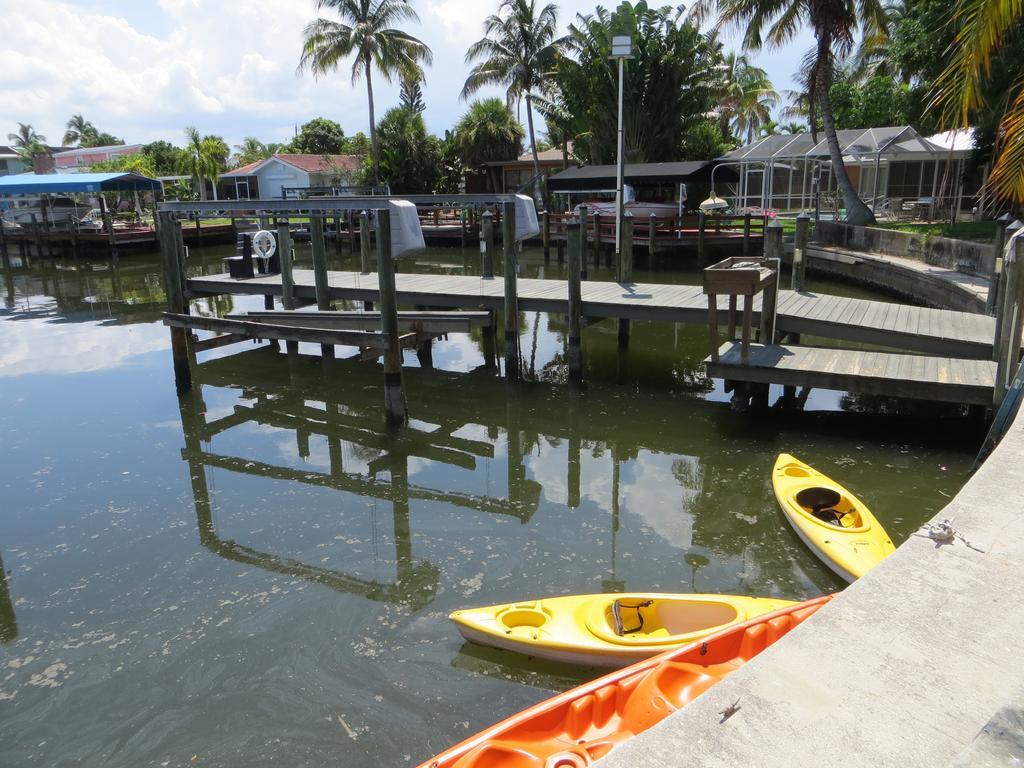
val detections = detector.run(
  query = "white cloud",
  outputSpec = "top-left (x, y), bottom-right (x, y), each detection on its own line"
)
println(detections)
top-left (0, 0), bottom-right (809, 150)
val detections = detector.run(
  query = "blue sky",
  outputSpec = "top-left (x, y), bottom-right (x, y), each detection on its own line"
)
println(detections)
top-left (1, 0), bottom-right (814, 152)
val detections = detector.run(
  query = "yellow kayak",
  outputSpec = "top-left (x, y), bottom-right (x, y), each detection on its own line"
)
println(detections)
top-left (449, 592), bottom-right (796, 667)
top-left (772, 453), bottom-right (895, 582)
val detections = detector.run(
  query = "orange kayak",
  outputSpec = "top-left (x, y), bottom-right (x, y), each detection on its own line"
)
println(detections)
top-left (418, 595), bottom-right (832, 768)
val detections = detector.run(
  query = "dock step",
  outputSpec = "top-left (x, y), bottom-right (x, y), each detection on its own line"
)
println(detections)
top-left (705, 342), bottom-right (995, 405)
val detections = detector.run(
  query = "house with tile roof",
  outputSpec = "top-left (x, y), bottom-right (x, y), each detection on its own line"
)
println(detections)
top-left (219, 154), bottom-right (363, 199)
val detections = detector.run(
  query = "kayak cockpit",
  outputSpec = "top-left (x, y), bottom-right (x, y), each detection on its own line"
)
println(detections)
top-left (587, 598), bottom-right (740, 646)
top-left (795, 487), bottom-right (863, 529)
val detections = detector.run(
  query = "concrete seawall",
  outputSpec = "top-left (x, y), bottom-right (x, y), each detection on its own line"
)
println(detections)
top-left (597, 411), bottom-right (1024, 766)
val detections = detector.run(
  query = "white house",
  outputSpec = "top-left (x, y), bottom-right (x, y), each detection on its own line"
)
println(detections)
top-left (219, 154), bottom-right (362, 200)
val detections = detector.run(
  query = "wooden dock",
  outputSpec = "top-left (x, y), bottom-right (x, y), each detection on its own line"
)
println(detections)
top-left (706, 342), bottom-right (997, 405)
top-left (186, 269), bottom-right (1002, 359)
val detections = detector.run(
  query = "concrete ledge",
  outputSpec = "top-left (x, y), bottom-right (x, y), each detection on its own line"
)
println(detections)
top-left (596, 415), bottom-right (1024, 768)
top-left (800, 244), bottom-right (988, 313)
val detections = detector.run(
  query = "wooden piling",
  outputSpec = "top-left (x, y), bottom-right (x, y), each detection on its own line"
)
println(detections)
top-left (591, 212), bottom-right (601, 268)
top-left (359, 211), bottom-right (373, 310)
top-left (742, 212), bottom-right (752, 258)
top-left (480, 210), bottom-right (495, 279)
top-left (277, 220), bottom-right (295, 310)
top-left (502, 201), bottom-right (520, 380)
top-left (567, 219), bottom-right (583, 385)
top-left (697, 211), bottom-right (707, 267)
top-left (793, 213), bottom-right (810, 291)
top-left (334, 215), bottom-right (343, 255)
top-left (617, 213), bottom-right (633, 349)
top-left (157, 211), bottom-right (192, 392)
top-left (578, 205), bottom-right (589, 280)
top-left (542, 211), bottom-right (551, 262)
top-left (987, 215), bottom-right (1011, 315)
top-left (376, 207), bottom-right (408, 426)
top-left (648, 212), bottom-right (657, 258)
top-left (764, 218), bottom-right (783, 262)
top-left (310, 216), bottom-right (334, 359)
top-left (993, 220), bottom-right (1022, 366)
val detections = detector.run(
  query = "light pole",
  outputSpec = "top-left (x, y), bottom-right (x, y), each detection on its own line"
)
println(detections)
top-left (611, 34), bottom-right (632, 256)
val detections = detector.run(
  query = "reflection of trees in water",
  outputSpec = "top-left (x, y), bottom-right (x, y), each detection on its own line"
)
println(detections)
top-left (839, 392), bottom-right (970, 419)
top-left (0, 553), bottom-right (17, 644)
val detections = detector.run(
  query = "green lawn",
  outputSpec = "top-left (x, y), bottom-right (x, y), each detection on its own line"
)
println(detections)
top-left (874, 220), bottom-right (999, 244)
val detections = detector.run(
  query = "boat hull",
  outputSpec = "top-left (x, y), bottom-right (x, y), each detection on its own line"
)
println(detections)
top-left (420, 595), bottom-right (833, 768)
top-left (450, 592), bottom-right (796, 667)
top-left (772, 453), bottom-right (895, 582)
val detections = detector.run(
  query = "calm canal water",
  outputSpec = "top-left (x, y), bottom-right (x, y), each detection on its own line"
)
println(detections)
top-left (0, 240), bottom-right (980, 767)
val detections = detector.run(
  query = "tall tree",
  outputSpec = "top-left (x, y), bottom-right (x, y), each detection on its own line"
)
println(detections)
top-left (234, 137), bottom-right (271, 166)
top-left (699, 0), bottom-right (887, 223)
top-left (400, 72), bottom-right (426, 114)
top-left (7, 123), bottom-right (46, 150)
top-left (453, 98), bottom-right (525, 191)
top-left (369, 106), bottom-right (441, 193)
top-left (288, 117), bottom-right (347, 154)
top-left (63, 114), bottom-right (97, 146)
top-left (298, 0), bottom-right (432, 183)
top-left (178, 126), bottom-right (225, 201)
top-left (717, 51), bottom-right (779, 143)
top-left (932, 0), bottom-right (1024, 205)
top-left (462, 0), bottom-right (562, 181)
top-left (553, 2), bottom-right (722, 164)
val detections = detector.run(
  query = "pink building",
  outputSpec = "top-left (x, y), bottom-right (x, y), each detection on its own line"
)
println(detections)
top-left (53, 144), bottom-right (142, 172)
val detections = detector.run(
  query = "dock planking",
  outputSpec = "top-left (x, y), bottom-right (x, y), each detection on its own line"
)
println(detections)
top-left (186, 269), bottom-right (1001, 358)
top-left (705, 342), bottom-right (996, 405)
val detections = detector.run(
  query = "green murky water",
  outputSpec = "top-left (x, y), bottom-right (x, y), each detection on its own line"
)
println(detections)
top-left (0, 241), bottom-right (979, 767)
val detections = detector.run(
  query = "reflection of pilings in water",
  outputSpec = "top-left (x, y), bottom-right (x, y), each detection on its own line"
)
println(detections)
top-left (176, 388), bottom-right (438, 609)
top-left (567, 394), bottom-right (581, 509)
top-left (0, 553), bottom-right (18, 644)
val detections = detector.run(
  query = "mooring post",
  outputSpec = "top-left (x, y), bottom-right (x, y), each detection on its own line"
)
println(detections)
top-left (697, 211), bottom-right (707, 267)
top-left (648, 212), bottom-right (658, 258)
top-left (157, 210), bottom-right (192, 393)
top-left (102, 212), bottom-right (119, 263)
top-left (742, 212), bottom-right (752, 257)
top-left (359, 211), bottom-right (374, 311)
top-left (793, 212), bottom-right (810, 291)
top-left (277, 220), bottom-right (295, 310)
top-left (376, 207), bottom-right (408, 426)
top-left (502, 201), bottom-right (520, 380)
top-left (993, 219), bottom-right (1022, 365)
top-left (567, 219), bottom-right (584, 385)
top-left (480, 210), bottom-right (495, 279)
top-left (988, 213), bottom-right (1013, 316)
top-left (617, 213), bottom-right (633, 349)
top-left (578, 205), bottom-right (589, 280)
top-left (542, 211), bottom-right (551, 262)
top-left (761, 222), bottom-right (783, 344)
top-left (591, 213), bottom-right (601, 268)
top-left (333, 215), bottom-right (343, 255)
top-left (310, 216), bottom-right (334, 359)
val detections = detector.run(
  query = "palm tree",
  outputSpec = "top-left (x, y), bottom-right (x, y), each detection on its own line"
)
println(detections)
top-left (62, 114), bottom-right (97, 146)
top-left (462, 0), bottom-right (562, 181)
top-left (700, 0), bottom-right (887, 224)
top-left (453, 98), bottom-right (525, 191)
top-left (932, 0), bottom-right (1023, 205)
top-left (781, 120), bottom-right (806, 134)
top-left (234, 137), bottom-right (270, 166)
top-left (298, 0), bottom-right (432, 183)
top-left (7, 123), bottom-right (45, 150)
top-left (179, 126), bottom-right (224, 201)
top-left (718, 52), bottom-right (779, 144)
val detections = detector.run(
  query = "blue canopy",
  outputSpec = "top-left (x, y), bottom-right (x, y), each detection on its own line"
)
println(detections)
top-left (0, 172), bottom-right (162, 196)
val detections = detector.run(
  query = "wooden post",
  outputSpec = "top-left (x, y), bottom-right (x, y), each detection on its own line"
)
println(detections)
top-left (760, 261), bottom-right (780, 344)
top-left (793, 213), bottom-right (810, 291)
top-left (591, 213), bottom-right (601, 268)
top-left (359, 211), bottom-right (373, 311)
top-left (460, 208), bottom-right (467, 248)
top-left (648, 212), bottom-right (657, 258)
top-left (742, 212), bottom-right (752, 257)
top-left (502, 201), bottom-right (520, 380)
top-left (348, 211), bottom-right (357, 253)
top-left (310, 216), bottom-right (333, 359)
top-left (376, 208), bottom-right (408, 426)
top-left (993, 220), bottom-right (1022, 364)
top-left (988, 214), bottom-right (1012, 315)
top-left (334, 215), bottom-right (342, 255)
top-left (277, 220), bottom-right (295, 310)
top-left (103, 212), bottom-right (119, 263)
top-left (578, 205), bottom-right (589, 280)
top-left (567, 219), bottom-right (583, 385)
top-left (157, 211), bottom-right (192, 392)
top-left (764, 218), bottom-right (783, 262)
top-left (617, 213), bottom-right (633, 349)
top-left (995, 232), bottom-right (1024, 406)
top-left (542, 211), bottom-right (551, 262)
top-left (480, 210), bottom-right (495, 279)
top-left (697, 211), bottom-right (707, 267)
